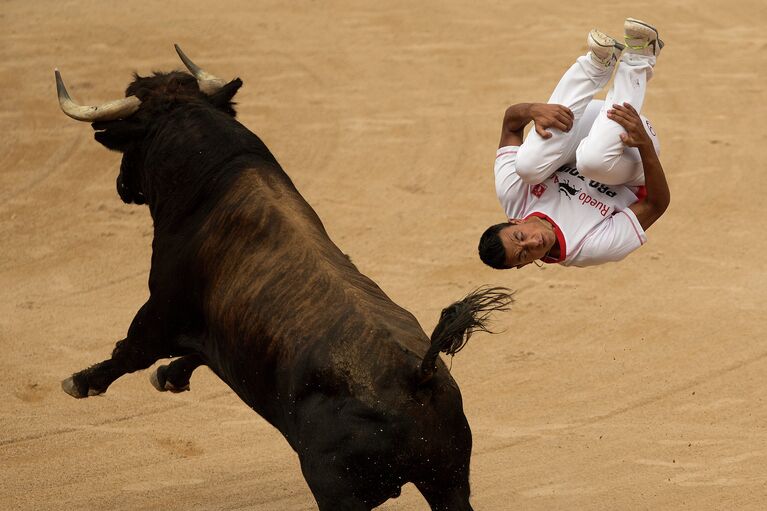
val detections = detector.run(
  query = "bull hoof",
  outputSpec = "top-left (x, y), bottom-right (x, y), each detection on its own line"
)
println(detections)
top-left (149, 366), bottom-right (167, 392)
top-left (167, 382), bottom-right (190, 393)
top-left (61, 376), bottom-right (103, 398)
top-left (149, 365), bottom-right (189, 393)
top-left (61, 376), bottom-right (84, 398)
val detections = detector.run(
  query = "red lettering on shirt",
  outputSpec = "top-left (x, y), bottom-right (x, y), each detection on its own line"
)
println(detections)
top-left (578, 192), bottom-right (611, 217)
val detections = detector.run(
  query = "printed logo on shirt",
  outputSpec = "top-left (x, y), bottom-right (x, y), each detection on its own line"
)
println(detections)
top-left (531, 183), bottom-right (547, 198)
top-left (556, 165), bottom-right (617, 198)
top-left (557, 178), bottom-right (581, 199)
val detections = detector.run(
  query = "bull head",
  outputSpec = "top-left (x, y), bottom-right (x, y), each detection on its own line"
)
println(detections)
top-left (55, 45), bottom-right (227, 122)
top-left (56, 46), bottom-right (241, 206)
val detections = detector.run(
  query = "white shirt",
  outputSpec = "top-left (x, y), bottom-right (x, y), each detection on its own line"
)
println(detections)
top-left (494, 146), bottom-right (647, 267)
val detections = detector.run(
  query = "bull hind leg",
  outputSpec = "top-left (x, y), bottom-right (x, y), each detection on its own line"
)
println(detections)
top-left (414, 442), bottom-right (474, 511)
top-left (303, 458), bottom-right (405, 510)
top-left (149, 354), bottom-right (205, 393)
top-left (310, 489), bottom-right (371, 511)
top-left (301, 460), bottom-right (372, 511)
top-left (415, 482), bottom-right (474, 511)
top-left (62, 299), bottom-right (188, 398)
top-left (313, 495), bottom-right (369, 511)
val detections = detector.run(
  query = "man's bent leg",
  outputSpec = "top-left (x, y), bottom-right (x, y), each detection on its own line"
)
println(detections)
top-left (516, 54), bottom-right (613, 183)
top-left (576, 53), bottom-right (658, 185)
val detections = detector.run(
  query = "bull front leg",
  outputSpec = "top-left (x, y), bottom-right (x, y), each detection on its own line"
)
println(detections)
top-left (149, 353), bottom-right (205, 393)
top-left (62, 299), bottom-right (184, 398)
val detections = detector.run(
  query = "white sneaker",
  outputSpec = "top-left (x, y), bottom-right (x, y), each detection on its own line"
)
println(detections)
top-left (624, 18), bottom-right (664, 57)
top-left (588, 29), bottom-right (625, 68)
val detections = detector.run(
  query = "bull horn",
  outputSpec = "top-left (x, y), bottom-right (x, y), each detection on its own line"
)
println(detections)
top-left (55, 69), bottom-right (141, 122)
top-left (174, 44), bottom-right (227, 94)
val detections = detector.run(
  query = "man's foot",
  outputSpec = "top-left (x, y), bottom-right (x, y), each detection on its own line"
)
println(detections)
top-left (624, 18), bottom-right (664, 57)
top-left (588, 29), bottom-right (625, 68)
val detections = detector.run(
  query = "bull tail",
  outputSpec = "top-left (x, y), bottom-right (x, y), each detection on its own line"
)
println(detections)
top-left (418, 286), bottom-right (513, 384)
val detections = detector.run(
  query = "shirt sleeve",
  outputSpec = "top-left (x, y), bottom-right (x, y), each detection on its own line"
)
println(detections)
top-left (568, 207), bottom-right (647, 267)
top-left (494, 146), bottom-right (527, 219)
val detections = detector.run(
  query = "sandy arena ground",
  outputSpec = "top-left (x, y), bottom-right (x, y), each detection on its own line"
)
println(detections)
top-left (2, 0), bottom-right (766, 509)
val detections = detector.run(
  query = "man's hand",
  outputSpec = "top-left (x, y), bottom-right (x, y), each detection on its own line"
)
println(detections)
top-left (530, 103), bottom-right (574, 139)
top-left (607, 102), bottom-right (652, 148)
top-left (499, 102), bottom-right (573, 147)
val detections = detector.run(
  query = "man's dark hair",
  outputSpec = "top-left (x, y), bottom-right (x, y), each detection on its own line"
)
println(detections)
top-left (478, 223), bottom-right (511, 269)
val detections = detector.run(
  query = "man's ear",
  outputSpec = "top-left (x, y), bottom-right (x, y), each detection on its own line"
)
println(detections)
top-left (208, 78), bottom-right (243, 115)
top-left (514, 261), bottom-right (534, 270)
top-left (92, 120), bottom-right (145, 152)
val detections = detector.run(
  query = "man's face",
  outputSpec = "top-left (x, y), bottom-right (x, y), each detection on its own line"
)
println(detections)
top-left (499, 218), bottom-right (557, 268)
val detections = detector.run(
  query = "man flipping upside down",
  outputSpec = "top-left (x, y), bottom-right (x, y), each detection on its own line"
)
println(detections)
top-left (479, 18), bottom-right (670, 269)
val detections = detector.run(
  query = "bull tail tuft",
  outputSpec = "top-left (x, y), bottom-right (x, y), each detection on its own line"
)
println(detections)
top-left (418, 286), bottom-right (513, 384)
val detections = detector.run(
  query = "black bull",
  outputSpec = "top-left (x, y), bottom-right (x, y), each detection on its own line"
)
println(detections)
top-left (57, 56), bottom-right (512, 510)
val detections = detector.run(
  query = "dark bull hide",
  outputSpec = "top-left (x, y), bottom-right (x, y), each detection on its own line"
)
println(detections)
top-left (56, 46), bottom-right (513, 511)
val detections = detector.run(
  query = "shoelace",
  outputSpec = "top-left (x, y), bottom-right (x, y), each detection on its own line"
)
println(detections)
top-left (623, 35), bottom-right (652, 50)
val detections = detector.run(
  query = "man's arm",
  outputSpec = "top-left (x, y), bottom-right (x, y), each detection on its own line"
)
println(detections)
top-left (607, 102), bottom-right (670, 230)
top-left (499, 103), bottom-right (574, 148)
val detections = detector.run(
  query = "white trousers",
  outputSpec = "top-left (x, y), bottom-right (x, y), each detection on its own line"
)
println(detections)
top-left (516, 53), bottom-right (660, 187)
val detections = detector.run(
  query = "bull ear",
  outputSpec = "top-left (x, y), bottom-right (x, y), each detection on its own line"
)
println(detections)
top-left (208, 78), bottom-right (242, 116)
top-left (92, 120), bottom-right (145, 152)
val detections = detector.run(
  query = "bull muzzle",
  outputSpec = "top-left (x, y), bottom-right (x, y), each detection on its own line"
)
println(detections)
top-left (116, 174), bottom-right (145, 205)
